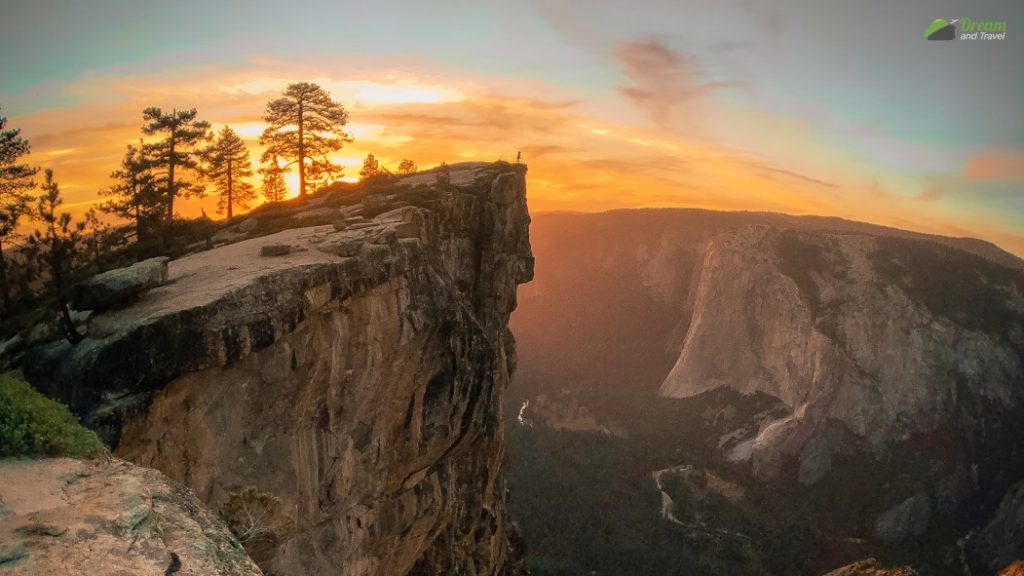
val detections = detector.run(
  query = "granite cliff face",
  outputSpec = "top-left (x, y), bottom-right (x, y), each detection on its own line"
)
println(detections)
top-left (659, 225), bottom-right (1024, 477)
top-left (22, 163), bottom-right (533, 575)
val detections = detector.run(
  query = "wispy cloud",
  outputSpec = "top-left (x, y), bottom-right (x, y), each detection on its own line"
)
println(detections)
top-left (614, 41), bottom-right (739, 128)
top-left (964, 151), bottom-right (1024, 181)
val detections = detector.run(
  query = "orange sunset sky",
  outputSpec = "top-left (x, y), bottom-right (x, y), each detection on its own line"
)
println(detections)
top-left (2, 0), bottom-right (1023, 254)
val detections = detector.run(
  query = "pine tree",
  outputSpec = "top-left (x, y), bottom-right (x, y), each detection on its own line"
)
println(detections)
top-left (0, 110), bottom-right (37, 315)
top-left (202, 126), bottom-right (256, 218)
top-left (33, 169), bottom-right (83, 344)
top-left (398, 159), bottom-right (417, 174)
top-left (141, 107), bottom-right (210, 221)
top-left (259, 157), bottom-right (288, 203)
top-left (100, 142), bottom-right (162, 242)
top-left (260, 82), bottom-right (351, 198)
top-left (359, 153), bottom-right (380, 180)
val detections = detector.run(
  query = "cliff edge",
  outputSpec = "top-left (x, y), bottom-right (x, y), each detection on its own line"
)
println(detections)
top-left (22, 162), bottom-right (534, 575)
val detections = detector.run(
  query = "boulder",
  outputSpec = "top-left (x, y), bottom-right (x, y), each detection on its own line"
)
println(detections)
top-left (70, 257), bottom-right (169, 311)
top-left (259, 244), bottom-right (292, 257)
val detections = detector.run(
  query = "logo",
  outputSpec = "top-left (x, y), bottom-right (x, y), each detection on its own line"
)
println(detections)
top-left (925, 17), bottom-right (1007, 41)
top-left (924, 19), bottom-right (957, 40)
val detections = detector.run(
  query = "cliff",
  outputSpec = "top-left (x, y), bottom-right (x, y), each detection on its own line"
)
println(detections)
top-left (658, 224), bottom-right (1024, 478)
top-left (21, 162), bottom-right (533, 575)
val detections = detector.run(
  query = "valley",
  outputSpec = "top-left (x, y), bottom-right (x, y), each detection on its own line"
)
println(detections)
top-left (506, 209), bottom-right (1024, 576)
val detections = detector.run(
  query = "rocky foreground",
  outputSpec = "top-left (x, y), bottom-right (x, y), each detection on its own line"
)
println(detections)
top-left (0, 458), bottom-right (261, 576)
top-left (14, 162), bottom-right (533, 575)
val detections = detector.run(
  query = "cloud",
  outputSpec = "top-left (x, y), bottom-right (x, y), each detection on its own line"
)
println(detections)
top-left (754, 163), bottom-right (837, 188)
top-left (964, 151), bottom-right (1024, 181)
top-left (6, 55), bottom-right (1023, 257)
top-left (614, 40), bottom-right (738, 128)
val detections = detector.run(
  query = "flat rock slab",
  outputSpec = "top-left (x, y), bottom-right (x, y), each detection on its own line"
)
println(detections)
top-left (71, 257), bottom-right (170, 311)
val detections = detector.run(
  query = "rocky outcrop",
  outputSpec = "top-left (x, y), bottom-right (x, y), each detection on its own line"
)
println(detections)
top-left (0, 457), bottom-right (261, 576)
top-left (519, 392), bottom-right (626, 437)
top-left (70, 256), bottom-right (170, 311)
top-left (22, 163), bottom-right (533, 575)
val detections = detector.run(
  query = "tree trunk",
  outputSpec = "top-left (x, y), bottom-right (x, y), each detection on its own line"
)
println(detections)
top-left (297, 100), bottom-right (306, 198)
top-left (48, 230), bottom-right (83, 345)
top-left (0, 239), bottom-right (9, 317)
top-left (167, 133), bottom-right (176, 222)
top-left (58, 298), bottom-right (83, 345)
top-left (132, 174), bottom-right (143, 242)
top-left (226, 158), bottom-right (234, 219)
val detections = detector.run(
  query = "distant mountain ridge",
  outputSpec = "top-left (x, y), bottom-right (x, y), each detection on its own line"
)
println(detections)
top-left (534, 207), bottom-right (1024, 270)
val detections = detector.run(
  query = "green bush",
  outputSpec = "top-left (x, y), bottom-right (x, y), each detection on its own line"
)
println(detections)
top-left (0, 374), bottom-right (104, 458)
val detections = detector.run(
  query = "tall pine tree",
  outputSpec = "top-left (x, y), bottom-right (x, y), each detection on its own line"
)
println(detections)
top-left (202, 126), bottom-right (256, 218)
top-left (100, 142), bottom-right (163, 242)
top-left (33, 169), bottom-right (83, 344)
top-left (0, 110), bottom-right (37, 315)
top-left (260, 82), bottom-right (351, 198)
top-left (141, 107), bottom-right (210, 221)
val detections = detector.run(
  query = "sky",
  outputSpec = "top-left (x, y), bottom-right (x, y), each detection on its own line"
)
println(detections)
top-left (1, 0), bottom-right (1023, 254)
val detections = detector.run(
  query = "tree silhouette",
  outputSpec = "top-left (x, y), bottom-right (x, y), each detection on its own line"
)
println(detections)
top-left (202, 126), bottom-right (256, 218)
top-left (259, 157), bottom-right (288, 203)
top-left (306, 157), bottom-right (342, 191)
top-left (141, 107), bottom-right (210, 221)
top-left (0, 111), bottom-right (37, 314)
top-left (398, 159), bottom-right (417, 174)
top-left (32, 170), bottom-right (83, 344)
top-left (260, 82), bottom-right (351, 198)
top-left (359, 153), bottom-right (380, 180)
top-left (100, 142), bottom-right (162, 242)
top-left (435, 162), bottom-right (451, 187)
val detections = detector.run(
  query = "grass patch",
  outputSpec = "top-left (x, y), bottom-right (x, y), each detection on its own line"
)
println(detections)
top-left (0, 374), bottom-right (104, 458)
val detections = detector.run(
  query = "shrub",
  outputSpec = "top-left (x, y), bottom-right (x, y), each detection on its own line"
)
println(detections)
top-left (0, 374), bottom-right (104, 457)
top-left (222, 486), bottom-right (294, 544)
